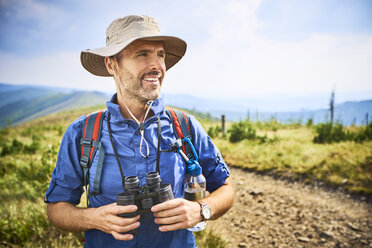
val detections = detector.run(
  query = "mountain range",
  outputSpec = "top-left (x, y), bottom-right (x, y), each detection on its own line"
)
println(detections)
top-left (163, 94), bottom-right (372, 125)
top-left (0, 83), bottom-right (371, 128)
top-left (0, 83), bottom-right (109, 127)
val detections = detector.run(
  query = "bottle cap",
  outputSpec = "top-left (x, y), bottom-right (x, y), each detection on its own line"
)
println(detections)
top-left (186, 160), bottom-right (202, 176)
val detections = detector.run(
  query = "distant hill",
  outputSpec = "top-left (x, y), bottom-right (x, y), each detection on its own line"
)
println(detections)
top-left (163, 94), bottom-right (372, 125)
top-left (0, 83), bottom-right (110, 127)
top-left (264, 100), bottom-right (372, 126)
top-left (1, 83), bottom-right (371, 127)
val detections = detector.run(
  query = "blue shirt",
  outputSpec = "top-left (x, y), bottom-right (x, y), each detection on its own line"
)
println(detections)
top-left (44, 94), bottom-right (230, 248)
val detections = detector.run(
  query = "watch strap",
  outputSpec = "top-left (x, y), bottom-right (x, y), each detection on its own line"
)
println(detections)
top-left (197, 201), bottom-right (211, 221)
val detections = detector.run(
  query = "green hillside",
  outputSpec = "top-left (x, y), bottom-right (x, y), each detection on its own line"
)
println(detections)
top-left (0, 83), bottom-right (109, 128)
top-left (0, 87), bottom-right (55, 107)
top-left (0, 105), bottom-right (371, 247)
top-left (0, 92), bottom-right (109, 128)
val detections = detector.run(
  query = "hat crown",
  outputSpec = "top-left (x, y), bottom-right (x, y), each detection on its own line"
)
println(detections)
top-left (105, 15), bottom-right (161, 45)
top-left (81, 14), bottom-right (187, 77)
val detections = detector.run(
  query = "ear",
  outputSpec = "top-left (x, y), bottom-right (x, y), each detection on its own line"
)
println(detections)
top-left (104, 57), bottom-right (115, 76)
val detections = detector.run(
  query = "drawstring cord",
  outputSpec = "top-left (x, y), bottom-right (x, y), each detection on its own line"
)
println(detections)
top-left (122, 99), bottom-right (154, 158)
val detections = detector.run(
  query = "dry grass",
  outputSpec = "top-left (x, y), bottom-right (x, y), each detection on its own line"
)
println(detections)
top-left (0, 105), bottom-right (226, 247)
top-left (213, 127), bottom-right (372, 194)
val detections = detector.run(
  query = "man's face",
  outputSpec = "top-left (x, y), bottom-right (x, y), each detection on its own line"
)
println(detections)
top-left (112, 40), bottom-right (166, 103)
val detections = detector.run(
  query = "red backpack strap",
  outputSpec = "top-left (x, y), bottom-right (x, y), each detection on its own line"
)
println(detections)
top-left (80, 110), bottom-right (104, 166)
top-left (166, 110), bottom-right (194, 160)
top-left (80, 110), bottom-right (106, 206)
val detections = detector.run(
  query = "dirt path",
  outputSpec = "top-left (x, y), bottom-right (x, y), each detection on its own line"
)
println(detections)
top-left (206, 167), bottom-right (372, 248)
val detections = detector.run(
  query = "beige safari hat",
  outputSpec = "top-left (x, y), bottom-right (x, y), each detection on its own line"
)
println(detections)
top-left (81, 15), bottom-right (187, 77)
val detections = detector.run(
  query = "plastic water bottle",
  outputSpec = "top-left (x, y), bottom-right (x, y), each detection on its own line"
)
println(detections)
top-left (184, 161), bottom-right (207, 232)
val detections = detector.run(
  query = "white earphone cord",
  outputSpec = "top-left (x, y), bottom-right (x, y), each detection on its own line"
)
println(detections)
top-left (112, 67), bottom-right (154, 158)
top-left (122, 99), bottom-right (154, 158)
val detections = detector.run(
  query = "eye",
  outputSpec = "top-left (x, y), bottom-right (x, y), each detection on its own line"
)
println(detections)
top-left (158, 52), bottom-right (166, 59)
top-left (138, 52), bottom-right (147, 57)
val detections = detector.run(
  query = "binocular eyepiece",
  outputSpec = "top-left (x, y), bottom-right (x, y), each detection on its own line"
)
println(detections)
top-left (116, 171), bottom-right (174, 235)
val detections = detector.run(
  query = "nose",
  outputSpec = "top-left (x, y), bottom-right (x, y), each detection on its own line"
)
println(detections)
top-left (149, 54), bottom-right (166, 71)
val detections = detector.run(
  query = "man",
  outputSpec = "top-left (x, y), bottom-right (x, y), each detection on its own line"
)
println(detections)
top-left (45, 15), bottom-right (234, 248)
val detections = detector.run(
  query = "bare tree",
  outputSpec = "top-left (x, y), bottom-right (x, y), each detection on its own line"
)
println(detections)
top-left (329, 90), bottom-right (335, 124)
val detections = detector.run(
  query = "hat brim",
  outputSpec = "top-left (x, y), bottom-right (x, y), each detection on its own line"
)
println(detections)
top-left (81, 35), bottom-right (187, 77)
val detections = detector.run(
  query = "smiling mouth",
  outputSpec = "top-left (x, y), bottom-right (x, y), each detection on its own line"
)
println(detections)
top-left (143, 77), bottom-right (159, 83)
top-left (141, 71), bottom-right (162, 84)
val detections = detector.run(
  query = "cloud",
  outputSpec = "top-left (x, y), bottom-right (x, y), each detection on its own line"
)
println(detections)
top-left (6, 0), bottom-right (63, 22)
top-left (0, 0), bottom-right (371, 103)
top-left (0, 51), bottom-right (115, 92)
top-left (166, 31), bottom-right (372, 98)
top-left (163, 0), bottom-right (372, 99)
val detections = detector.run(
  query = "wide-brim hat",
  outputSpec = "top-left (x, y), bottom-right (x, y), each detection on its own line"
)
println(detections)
top-left (81, 15), bottom-right (187, 77)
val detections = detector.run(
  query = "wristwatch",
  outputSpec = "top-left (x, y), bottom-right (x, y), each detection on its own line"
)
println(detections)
top-left (197, 201), bottom-right (211, 221)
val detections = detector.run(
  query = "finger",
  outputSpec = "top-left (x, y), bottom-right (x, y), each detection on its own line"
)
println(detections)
top-left (101, 204), bottom-right (136, 216)
top-left (158, 221), bottom-right (187, 232)
top-left (154, 215), bottom-right (185, 225)
top-left (111, 221), bottom-right (140, 233)
top-left (153, 205), bottom-right (185, 218)
top-left (110, 204), bottom-right (138, 215)
top-left (151, 198), bottom-right (182, 212)
top-left (111, 231), bottom-right (134, 241)
top-left (109, 214), bottom-right (140, 226)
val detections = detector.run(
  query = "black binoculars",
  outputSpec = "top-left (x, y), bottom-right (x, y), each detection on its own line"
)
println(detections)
top-left (116, 172), bottom-right (174, 235)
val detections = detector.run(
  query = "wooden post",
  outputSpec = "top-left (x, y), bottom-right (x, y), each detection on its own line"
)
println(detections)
top-left (366, 113), bottom-right (369, 126)
top-left (221, 115), bottom-right (226, 134)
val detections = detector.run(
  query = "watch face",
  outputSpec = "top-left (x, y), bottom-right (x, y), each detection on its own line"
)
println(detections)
top-left (202, 205), bottom-right (212, 219)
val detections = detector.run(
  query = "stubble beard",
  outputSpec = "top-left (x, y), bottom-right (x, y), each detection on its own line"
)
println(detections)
top-left (117, 66), bottom-right (162, 104)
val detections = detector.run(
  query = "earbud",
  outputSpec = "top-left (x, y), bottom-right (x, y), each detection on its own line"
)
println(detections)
top-left (108, 58), bottom-right (117, 77)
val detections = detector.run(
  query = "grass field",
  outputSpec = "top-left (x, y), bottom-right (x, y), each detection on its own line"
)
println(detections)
top-left (214, 127), bottom-right (372, 194)
top-left (0, 106), bottom-right (226, 247)
top-left (0, 105), bottom-right (371, 247)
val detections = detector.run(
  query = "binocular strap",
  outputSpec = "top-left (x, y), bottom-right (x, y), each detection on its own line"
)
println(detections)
top-left (107, 112), bottom-right (163, 191)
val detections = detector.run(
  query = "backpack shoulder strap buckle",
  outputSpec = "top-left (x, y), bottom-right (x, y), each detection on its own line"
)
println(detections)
top-left (81, 138), bottom-right (92, 147)
top-left (166, 109), bottom-right (195, 161)
top-left (80, 155), bottom-right (89, 167)
top-left (79, 109), bottom-right (106, 206)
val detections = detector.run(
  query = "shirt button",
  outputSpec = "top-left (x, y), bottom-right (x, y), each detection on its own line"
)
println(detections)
top-left (135, 130), bottom-right (140, 135)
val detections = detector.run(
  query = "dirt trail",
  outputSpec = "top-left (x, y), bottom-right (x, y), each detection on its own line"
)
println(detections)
top-left (206, 167), bottom-right (372, 248)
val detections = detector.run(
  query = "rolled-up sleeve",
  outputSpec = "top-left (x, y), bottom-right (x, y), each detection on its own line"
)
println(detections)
top-left (189, 116), bottom-right (230, 192)
top-left (44, 116), bottom-right (85, 205)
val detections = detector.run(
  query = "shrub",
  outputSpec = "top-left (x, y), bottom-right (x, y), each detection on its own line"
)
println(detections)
top-left (306, 118), bottom-right (313, 128)
top-left (0, 135), bottom-right (41, 156)
top-left (208, 125), bottom-right (221, 138)
top-left (195, 230), bottom-right (227, 248)
top-left (0, 139), bottom-right (23, 156)
top-left (313, 121), bottom-right (372, 144)
top-left (313, 123), bottom-right (344, 143)
top-left (353, 121), bottom-right (372, 142)
top-left (0, 161), bottom-right (16, 177)
top-left (255, 119), bottom-right (281, 131)
top-left (228, 120), bottom-right (258, 142)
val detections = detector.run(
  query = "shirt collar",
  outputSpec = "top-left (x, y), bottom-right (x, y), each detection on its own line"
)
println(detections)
top-left (106, 93), bottom-right (165, 123)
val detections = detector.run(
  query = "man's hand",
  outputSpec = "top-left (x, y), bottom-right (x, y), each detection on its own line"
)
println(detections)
top-left (47, 202), bottom-right (141, 241)
top-left (151, 198), bottom-right (201, 232)
top-left (92, 203), bottom-right (140, 240)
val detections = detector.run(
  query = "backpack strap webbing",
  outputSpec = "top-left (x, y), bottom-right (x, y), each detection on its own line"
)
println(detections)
top-left (166, 110), bottom-right (195, 160)
top-left (80, 110), bottom-right (106, 206)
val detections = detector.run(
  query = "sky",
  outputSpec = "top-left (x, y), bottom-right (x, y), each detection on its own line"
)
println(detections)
top-left (0, 0), bottom-right (372, 110)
